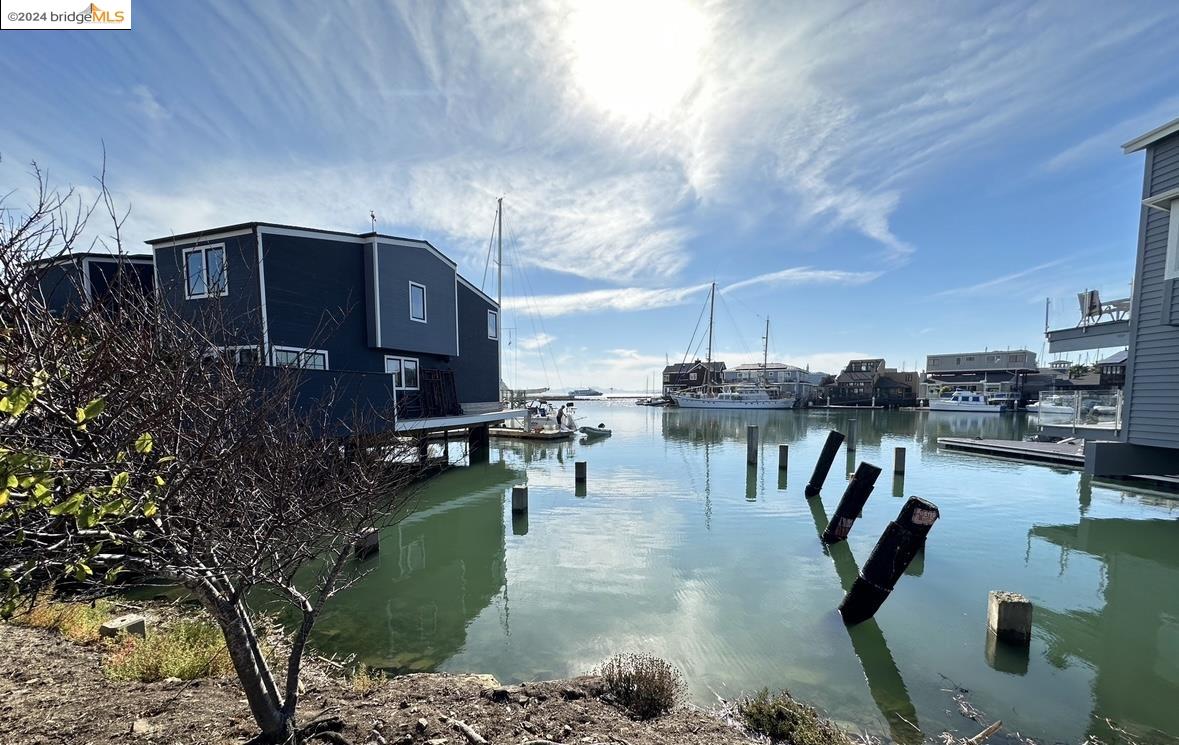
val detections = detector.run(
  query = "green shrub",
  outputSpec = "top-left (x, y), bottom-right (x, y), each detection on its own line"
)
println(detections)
top-left (9, 597), bottom-right (113, 643)
top-left (599, 653), bottom-right (684, 719)
top-left (104, 619), bottom-right (234, 681)
top-left (738, 688), bottom-right (850, 745)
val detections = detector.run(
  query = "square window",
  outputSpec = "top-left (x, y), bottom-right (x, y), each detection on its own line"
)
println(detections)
top-left (409, 282), bottom-right (427, 322)
top-left (183, 244), bottom-right (228, 299)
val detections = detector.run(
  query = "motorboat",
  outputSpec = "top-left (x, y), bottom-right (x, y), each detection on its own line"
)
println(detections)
top-left (1027, 395), bottom-right (1075, 415)
top-left (578, 423), bottom-right (612, 438)
top-left (928, 390), bottom-right (1008, 413)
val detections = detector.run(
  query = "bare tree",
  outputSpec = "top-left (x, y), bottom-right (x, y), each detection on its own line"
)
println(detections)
top-left (1, 164), bottom-right (429, 743)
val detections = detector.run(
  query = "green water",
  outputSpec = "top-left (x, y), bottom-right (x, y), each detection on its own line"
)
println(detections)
top-left (309, 403), bottom-right (1179, 743)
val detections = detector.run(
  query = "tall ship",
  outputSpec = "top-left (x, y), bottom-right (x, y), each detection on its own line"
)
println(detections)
top-left (669, 285), bottom-right (795, 410)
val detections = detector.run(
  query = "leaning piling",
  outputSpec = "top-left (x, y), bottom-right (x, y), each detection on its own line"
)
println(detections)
top-left (805, 430), bottom-right (846, 498)
top-left (821, 462), bottom-right (883, 544)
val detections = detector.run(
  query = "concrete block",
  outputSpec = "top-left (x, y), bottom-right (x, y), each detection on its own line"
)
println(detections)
top-left (100, 613), bottom-right (147, 638)
top-left (987, 590), bottom-right (1033, 645)
top-left (511, 484), bottom-right (528, 513)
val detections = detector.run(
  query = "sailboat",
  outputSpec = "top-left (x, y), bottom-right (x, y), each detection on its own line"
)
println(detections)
top-left (669, 285), bottom-right (795, 410)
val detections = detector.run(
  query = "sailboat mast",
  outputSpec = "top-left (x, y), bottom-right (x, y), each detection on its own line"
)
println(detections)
top-left (706, 282), bottom-right (716, 365)
top-left (497, 197), bottom-right (504, 391)
top-left (763, 317), bottom-right (769, 383)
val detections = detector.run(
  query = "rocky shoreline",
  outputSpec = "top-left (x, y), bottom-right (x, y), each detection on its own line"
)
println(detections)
top-left (0, 624), bottom-right (757, 744)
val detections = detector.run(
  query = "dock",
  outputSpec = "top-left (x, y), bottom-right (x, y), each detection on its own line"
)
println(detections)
top-left (939, 437), bottom-right (1179, 493)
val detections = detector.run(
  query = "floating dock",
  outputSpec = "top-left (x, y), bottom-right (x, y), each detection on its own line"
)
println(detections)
top-left (938, 437), bottom-right (1179, 493)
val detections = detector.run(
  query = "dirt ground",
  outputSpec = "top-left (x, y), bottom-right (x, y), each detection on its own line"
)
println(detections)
top-left (0, 624), bottom-right (756, 745)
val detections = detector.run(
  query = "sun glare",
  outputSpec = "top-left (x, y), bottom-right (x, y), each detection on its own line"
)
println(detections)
top-left (564, 0), bottom-right (708, 123)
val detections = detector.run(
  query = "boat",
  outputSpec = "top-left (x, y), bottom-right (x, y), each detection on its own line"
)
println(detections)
top-left (569, 388), bottom-right (603, 397)
top-left (669, 293), bottom-right (795, 410)
top-left (1027, 395), bottom-right (1075, 415)
top-left (495, 399), bottom-right (579, 439)
top-left (929, 389), bottom-right (1009, 413)
top-left (636, 396), bottom-right (671, 406)
top-left (579, 423), bottom-right (612, 438)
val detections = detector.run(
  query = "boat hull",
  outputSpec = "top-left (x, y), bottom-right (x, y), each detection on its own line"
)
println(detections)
top-left (928, 401), bottom-right (1004, 413)
top-left (672, 395), bottom-right (795, 409)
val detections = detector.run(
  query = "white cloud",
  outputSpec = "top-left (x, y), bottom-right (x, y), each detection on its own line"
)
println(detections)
top-left (518, 332), bottom-right (556, 351)
top-left (503, 283), bottom-right (710, 318)
top-left (722, 266), bottom-right (882, 294)
top-left (930, 258), bottom-right (1068, 298)
top-left (131, 85), bottom-right (169, 122)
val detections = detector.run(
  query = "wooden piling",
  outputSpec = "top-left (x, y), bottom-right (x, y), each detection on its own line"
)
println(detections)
top-left (805, 430), bottom-right (846, 498)
top-left (894, 446), bottom-right (906, 475)
top-left (511, 484), bottom-right (528, 513)
top-left (821, 462), bottom-right (882, 544)
top-left (847, 419), bottom-right (858, 452)
top-left (575, 461), bottom-right (587, 483)
top-left (838, 496), bottom-right (939, 625)
top-left (747, 425), bottom-right (759, 466)
top-left (778, 444), bottom-right (789, 472)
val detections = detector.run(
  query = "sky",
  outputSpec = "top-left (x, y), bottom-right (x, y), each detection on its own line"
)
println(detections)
top-left (2, 0), bottom-right (1178, 391)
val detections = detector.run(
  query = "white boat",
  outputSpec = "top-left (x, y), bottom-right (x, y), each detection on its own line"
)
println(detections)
top-left (1027, 396), bottom-right (1075, 415)
top-left (673, 384), bottom-right (795, 409)
top-left (928, 390), bottom-right (1008, 413)
top-left (669, 288), bottom-right (795, 410)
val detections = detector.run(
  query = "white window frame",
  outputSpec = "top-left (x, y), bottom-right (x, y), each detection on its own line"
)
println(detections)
top-left (272, 345), bottom-right (329, 370)
top-left (408, 281), bottom-right (427, 323)
top-left (487, 309), bottom-right (499, 340)
top-left (183, 243), bottom-right (229, 300)
top-left (384, 355), bottom-right (420, 390)
top-left (1167, 198), bottom-right (1179, 281)
top-left (216, 345), bottom-right (264, 366)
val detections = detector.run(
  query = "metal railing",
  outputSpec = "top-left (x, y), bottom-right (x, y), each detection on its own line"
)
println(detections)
top-left (1030, 389), bottom-right (1122, 431)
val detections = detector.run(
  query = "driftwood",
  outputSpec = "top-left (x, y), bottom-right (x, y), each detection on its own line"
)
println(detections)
top-left (444, 716), bottom-right (488, 744)
top-left (965, 720), bottom-right (1003, 745)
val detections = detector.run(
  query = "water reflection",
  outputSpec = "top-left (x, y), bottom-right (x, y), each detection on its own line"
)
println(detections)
top-left (309, 460), bottom-right (521, 672)
top-left (1030, 517), bottom-right (1179, 742)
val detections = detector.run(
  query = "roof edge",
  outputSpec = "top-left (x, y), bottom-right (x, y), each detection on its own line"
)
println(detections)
top-left (1122, 115), bottom-right (1179, 154)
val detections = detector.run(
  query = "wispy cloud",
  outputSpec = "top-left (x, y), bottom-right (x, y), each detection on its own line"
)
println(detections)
top-left (518, 332), bottom-right (556, 351)
top-left (503, 283), bottom-right (711, 318)
top-left (1041, 96), bottom-right (1179, 173)
top-left (722, 266), bottom-right (882, 294)
top-left (931, 259), bottom-right (1069, 298)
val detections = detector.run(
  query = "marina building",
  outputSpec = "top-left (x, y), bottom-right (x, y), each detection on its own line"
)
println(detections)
top-left (922, 349), bottom-right (1039, 403)
top-left (823, 358), bottom-right (919, 408)
top-left (661, 360), bottom-right (726, 396)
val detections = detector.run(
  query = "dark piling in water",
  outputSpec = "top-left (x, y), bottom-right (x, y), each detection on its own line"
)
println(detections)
top-left (821, 462), bottom-right (882, 544)
top-left (747, 425), bottom-right (759, 466)
top-left (805, 430), bottom-right (845, 498)
top-left (839, 497), bottom-right (939, 625)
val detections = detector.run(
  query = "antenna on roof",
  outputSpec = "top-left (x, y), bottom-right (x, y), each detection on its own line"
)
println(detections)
top-left (369, 210), bottom-right (376, 232)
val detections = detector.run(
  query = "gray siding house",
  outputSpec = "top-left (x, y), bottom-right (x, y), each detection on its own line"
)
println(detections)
top-left (1088, 117), bottom-right (1179, 475)
top-left (147, 222), bottom-right (506, 436)
top-left (28, 252), bottom-right (154, 316)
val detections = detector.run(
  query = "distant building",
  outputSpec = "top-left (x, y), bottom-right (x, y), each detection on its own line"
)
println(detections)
top-left (662, 360), bottom-right (725, 396)
top-left (823, 358), bottom-right (917, 407)
top-left (923, 349), bottom-right (1039, 403)
top-left (1097, 350), bottom-right (1127, 388)
top-left (724, 362), bottom-right (827, 402)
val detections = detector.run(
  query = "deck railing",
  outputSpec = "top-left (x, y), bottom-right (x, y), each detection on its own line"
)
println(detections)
top-left (1031, 388), bottom-right (1123, 431)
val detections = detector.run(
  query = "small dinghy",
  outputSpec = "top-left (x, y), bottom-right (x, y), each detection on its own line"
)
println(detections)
top-left (578, 423), bottom-right (612, 439)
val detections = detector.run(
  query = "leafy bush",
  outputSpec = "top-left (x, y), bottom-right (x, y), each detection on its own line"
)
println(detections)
top-left (738, 688), bottom-right (850, 745)
top-left (9, 597), bottom-right (113, 643)
top-left (104, 619), bottom-right (234, 681)
top-left (599, 653), bottom-right (684, 719)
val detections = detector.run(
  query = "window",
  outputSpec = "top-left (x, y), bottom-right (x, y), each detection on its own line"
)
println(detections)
top-left (216, 345), bottom-right (263, 366)
top-left (487, 310), bottom-right (499, 340)
top-left (409, 281), bottom-right (427, 323)
top-left (273, 346), bottom-right (328, 370)
top-left (1168, 198), bottom-right (1179, 280)
top-left (183, 244), bottom-right (227, 299)
top-left (689, 372), bottom-right (698, 381)
top-left (384, 356), bottom-right (420, 390)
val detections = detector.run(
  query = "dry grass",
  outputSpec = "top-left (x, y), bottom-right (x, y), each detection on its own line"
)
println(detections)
top-left (599, 653), bottom-right (685, 720)
top-left (738, 688), bottom-right (851, 745)
top-left (103, 619), bottom-right (234, 682)
top-left (349, 663), bottom-right (384, 695)
top-left (8, 596), bottom-right (114, 644)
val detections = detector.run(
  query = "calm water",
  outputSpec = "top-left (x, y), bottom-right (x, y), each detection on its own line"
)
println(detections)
top-left (309, 403), bottom-right (1179, 743)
